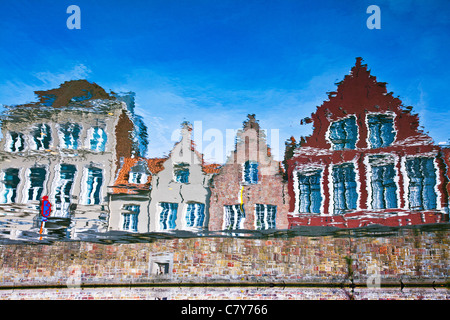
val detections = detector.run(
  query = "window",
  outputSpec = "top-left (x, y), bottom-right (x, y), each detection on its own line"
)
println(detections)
top-left (86, 127), bottom-right (107, 152)
top-left (294, 169), bottom-right (322, 213)
top-left (367, 114), bottom-right (395, 148)
top-left (159, 202), bottom-right (178, 230)
top-left (154, 262), bottom-right (170, 275)
top-left (53, 164), bottom-right (77, 217)
top-left (82, 167), bottom-right (103, 205)
top-left (32, 124), bottom-right (51, 150)
top-left (223, 204), bottom-right (245, 230)
top-left (59, 123), bottom-right (82, 150)
top-left (6, 132), bottom-right (25, 152)
top-left (328, 116), bottom-right (358, 150)
top-left (0, 168), bottom-right (20, 204)
top-left (174, 163), bottom-right (189, 183)
top-left (255, 204), bottom-right (277, 230)
top-left (243, 160), bottom-right (258, 184)
top-left (332, 163), bottom-right (358, 214)
top-left (369, 156), bottom-right (397, 209)
top-left (129, 172), bottom-right (149, 184)
top-left (122, 205), bottom-right (140, 232)
top-left (405, 157), bottom-right (437, 210)
top-left (128, 161), bottom-right (150, 184)
top-left (26, 167), bottom-right (47, 201)
top-left (185, 203), bottom-right (205, 228)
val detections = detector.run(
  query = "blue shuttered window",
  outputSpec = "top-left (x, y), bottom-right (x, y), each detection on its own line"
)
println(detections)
top-left (32, 124), bottom-right (51, 150)
top-left (296, 170), bottom-right (322, 213)
top-left (243, 161), bottom-right (258, 184)
top-left (371, 164), bottom-right (398, 209)
top-left (122, 205), bottom-right (140, 232)
top-left (88, 127), bottom-right (107, 152)
top-left (84, 167), bottom-right (103, 205)
top-left (159, 202), bottom-right (178, 230)
top-left (7, 132), bottom-right (25, 152)
top-left (368, 114), bottom-right (395, 148)
top-left (185, 203), bottom-right (206, 228)
top-left (0, 168), bottom-right (20, 204)
top-left (28, 167), bottom-right (47, 201)
top-left (223, 204), bottom-right (245, 230)
top-left (255, 204), bottom-right (277, 230)
top-left (332, 163), bottom-right (358, 214)
top-left (59, 123), bottom-right (82, 149)
top-left (54, 164), bottom-right (76, 217)
top-left (406, 157), bottom-right (437, 210)
top-left (174, 163), bottom-right (189, 183)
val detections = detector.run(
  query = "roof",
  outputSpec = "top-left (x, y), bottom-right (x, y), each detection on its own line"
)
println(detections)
top-left (110, 157), bottom-right (166, 194)
top-left (202, 163), bottom-right (221, 174)
top-left (110, 157), bottom-right (221, 194)
top-left (34, 80), bottom-right (113, 107)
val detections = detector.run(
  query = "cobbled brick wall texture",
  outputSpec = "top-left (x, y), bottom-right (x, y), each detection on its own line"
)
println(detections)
top-left (0, 229), bottom-right (448, 287)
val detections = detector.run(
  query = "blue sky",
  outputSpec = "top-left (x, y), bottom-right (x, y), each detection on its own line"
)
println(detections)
top-left (1, 0), bottom-right (449, 163)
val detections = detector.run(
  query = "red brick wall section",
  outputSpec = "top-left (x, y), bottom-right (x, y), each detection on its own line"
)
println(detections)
top-left (209, 164), bottom-right (290, 231)
top-left (301, 57), bottom-right (428, 150)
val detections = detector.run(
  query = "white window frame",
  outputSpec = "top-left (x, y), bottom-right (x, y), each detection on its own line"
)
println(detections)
top-left (222, 204), bottom-right (245, 230)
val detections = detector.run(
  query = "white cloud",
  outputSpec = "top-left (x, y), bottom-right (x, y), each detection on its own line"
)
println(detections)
top-left (0, 63), bottom-right (93, 106)
top-left (33, 63), bottom-right (92, 87)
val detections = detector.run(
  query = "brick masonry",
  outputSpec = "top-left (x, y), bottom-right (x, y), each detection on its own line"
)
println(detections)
top-left (0, 228), bottom-right (448, 287)
top-left (208, 115), bottom-right (290, 231)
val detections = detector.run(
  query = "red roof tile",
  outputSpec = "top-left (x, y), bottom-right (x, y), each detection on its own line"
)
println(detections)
top-left (111, 157), bottom-right (166, 194)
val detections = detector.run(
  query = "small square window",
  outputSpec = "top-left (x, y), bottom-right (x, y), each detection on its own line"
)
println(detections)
top-left (243, 161), bottom-right (258, 184)
top-left (174, 163), bottom-right (189, 183)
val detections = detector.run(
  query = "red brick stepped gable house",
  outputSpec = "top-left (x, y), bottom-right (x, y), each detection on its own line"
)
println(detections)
top-left (286, 58), bottom-right (450, 229)
top-left (208, 115), bottom-right (289, 231)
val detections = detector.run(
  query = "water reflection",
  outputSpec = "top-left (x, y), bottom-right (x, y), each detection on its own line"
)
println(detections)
top-left (1, 65), bottom-right (450, 245)
top-left (1, 287), bottom-right (448, 300)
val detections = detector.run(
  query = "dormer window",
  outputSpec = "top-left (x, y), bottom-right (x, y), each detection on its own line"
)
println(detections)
top-left (128, 161), bottom-right (150, 184)
top-left (243, 160), bottom-right (258, 184)
top-left (174, 163), bottom-right (189, 183)
top-left (328, 116), bottom-right (358, 150)
top-left (367, 114), bottom-right (395, 148)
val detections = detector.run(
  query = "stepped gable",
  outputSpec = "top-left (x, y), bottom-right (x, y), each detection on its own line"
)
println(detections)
top-left (301, 57), bottom-right (432, 149)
